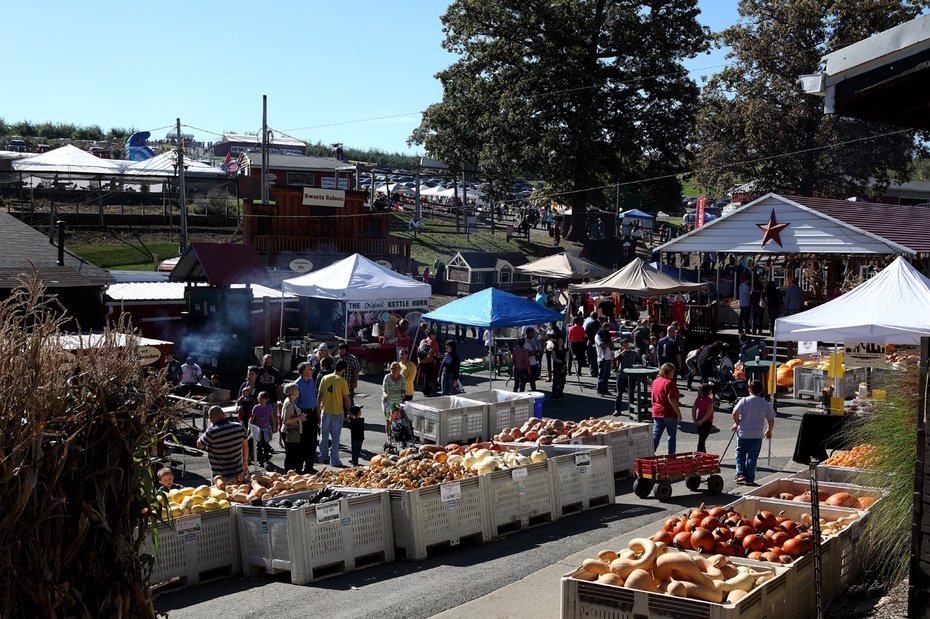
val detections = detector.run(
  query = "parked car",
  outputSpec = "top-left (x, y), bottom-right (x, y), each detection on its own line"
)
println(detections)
top-left (35, 144), bottom-right (52, 153)
top-left (88, 146), bottom-right (110, 159)
top-left (7, 139), bottom-right (27, 152)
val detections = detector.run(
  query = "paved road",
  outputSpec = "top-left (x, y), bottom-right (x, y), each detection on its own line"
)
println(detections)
top-left (154, 336), bottom-right (814, 619)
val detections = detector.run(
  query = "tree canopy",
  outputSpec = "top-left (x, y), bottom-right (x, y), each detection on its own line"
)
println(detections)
top-left (410, 0), bottom-right (709, 240)
top-left (693, 0), bottom-right (929, 199)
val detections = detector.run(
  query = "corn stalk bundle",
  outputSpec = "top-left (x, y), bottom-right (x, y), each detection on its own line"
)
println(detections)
top-left (0, 273), bottom-right (175, 618)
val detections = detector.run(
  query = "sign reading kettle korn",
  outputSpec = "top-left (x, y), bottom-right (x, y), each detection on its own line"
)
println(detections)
top-left (346, 298), bottom-right (429, 312)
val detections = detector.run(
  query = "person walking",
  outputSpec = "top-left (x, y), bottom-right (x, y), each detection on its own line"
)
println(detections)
top-left (197, 406), bottom-right (248, 480)
top-left (317, 359), bottom-right (351, 467)
top-left (783, 279), bottom-right (804, 316)
top-left (692, 384), bottom-right (715, 453)
top-left (595, 325), bottom-right (614, 396)
top-left (511, 337), bottom-right (530, 393)
top-left (524, 327), bottom-right (542, 391)
top-left (416, 330), bottom-right (437, 397)
top-left (657, 325), bottom-right (683, 374)
top-left (567, 316), bottom-right (587, 376)
top-left (651, 363), bottom-right (682, 455)
top-left (382, 362), bottom-right (407, 437)
top-left (765, 281), bottom-right (783, 336)
top-left (550, 337), bottom-right (570, 401)
top-left (347, 405), bottom-right (365, 467)
top-left (583, 311), bottom-right (600, 377)
top-left (281, 382), bottom-right (312, 474)
top-left (732, 379), bottom-right (775, 485)
top-left (738, 275), bottom-right (752, 334)
top-left (398, 348), bottom-right (417, 402)
top-left (336, 343), bottom-right (361, 402)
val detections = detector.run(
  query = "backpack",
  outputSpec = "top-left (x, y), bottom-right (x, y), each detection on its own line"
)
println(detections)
top-left (417, 342), bottom-right (432, 361)
top-left (548, 228), bottom-right (555, 238)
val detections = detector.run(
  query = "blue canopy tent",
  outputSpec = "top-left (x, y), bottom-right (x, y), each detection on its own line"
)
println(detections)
top-left (421, 288), bottom-right (562, 388)
top-left (621, 209), bottom-right (655, 220)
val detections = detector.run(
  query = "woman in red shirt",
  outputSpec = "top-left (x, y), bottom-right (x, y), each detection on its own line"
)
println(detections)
top-left (567, 316), bottom-right (587, 377)
top-left (651, 362), bottom-right (682, 454)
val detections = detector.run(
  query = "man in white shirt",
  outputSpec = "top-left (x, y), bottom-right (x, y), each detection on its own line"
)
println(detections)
top-left (524, 327), bottom-right (541, 391)
top-left (738, 275), bottom-right (751, 334)
top-left (595, 328), bottom-right (614, 396)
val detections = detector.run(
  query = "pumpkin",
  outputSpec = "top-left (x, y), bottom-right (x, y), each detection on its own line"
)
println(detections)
top-left (691, 528), bottom-right (716, 552)
top-left (826, 492), bottom-right (859, 508)
top-left (856, 496), bottom-right (876, 509)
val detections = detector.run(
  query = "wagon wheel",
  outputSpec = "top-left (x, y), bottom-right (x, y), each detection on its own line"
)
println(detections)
top-left (685, 476), bottom-right (702, 492)
top-left (633, 477), bottom-right (654, 499)
top-left (653, 481), bottom-right (673, 501)
top-left (707, 474), bottom-right (724, 494)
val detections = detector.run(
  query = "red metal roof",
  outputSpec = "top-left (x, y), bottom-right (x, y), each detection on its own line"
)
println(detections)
top-left (168, 243), bottom-right (271, 287)
top-left (785, 196), bottom-right (930, 255)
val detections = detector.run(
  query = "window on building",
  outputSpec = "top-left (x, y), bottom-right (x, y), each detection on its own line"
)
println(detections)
top-left (500, 268), bottom-right (511, 284)
top-left (287, 172), bottom-right (315, 186)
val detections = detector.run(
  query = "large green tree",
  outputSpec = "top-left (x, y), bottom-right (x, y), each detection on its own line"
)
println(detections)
top-left (410, 0), bottom-right (709, 240)
top-left (694, 0), bottom-right (929, 198)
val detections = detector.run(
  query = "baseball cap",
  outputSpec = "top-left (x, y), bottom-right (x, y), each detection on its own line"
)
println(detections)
top-left (536, 285), bottom-right (543, 291)
top-left (317, 343), bottom-right (329, 351)
top-left (185, 356), bottom-right (194, 363)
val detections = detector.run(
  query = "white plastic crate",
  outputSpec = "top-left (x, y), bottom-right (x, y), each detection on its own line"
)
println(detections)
top-left (724, 496), bottom-right (861, 617)
top-left (793, 366), bottom-right (867, 399)
top-left (145, 507), bottom-right (239, 586)
top-left (388, 475), bottom-right (493, 560)
top-left (744, 478), bottom-right (881, 511)
top-left (483, 455), bottom-right (558, 536)
top-left (592, 421), bottom-right (652, 475)
top-left (404, 395), bottom-right (488, 445)
top-left (561, 554), bottom-right (790, 619)
top-left (465, 389), bottom-right (535, 436)
top-left (789, 465), bottom-right (890, 487)
top-left (537, 444), bottom-right (615, 517)
top-left (236, 488), bottom-right (393, 584)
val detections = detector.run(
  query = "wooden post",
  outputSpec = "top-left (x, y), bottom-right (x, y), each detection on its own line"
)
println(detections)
top-left (908, 336), bottom-right (930, 617)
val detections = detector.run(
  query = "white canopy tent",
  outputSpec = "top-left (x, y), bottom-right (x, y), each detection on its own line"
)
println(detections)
top-left (774, 256), bottom-right (930, 344)
top-left (374, 183), bottom-right (415, 195)
top-left (11, 144), bottom-right (122, 176)
top-left (282, 254), bottom-right (431, 339)
top-left (123, 151), bottom-right (225, 177)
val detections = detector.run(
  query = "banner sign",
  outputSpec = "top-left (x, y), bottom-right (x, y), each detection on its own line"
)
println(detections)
top-left (844, 342), bottom-right (891, 369)
top-left (303, 188), bottom-right (345, 208)
top-left (696, 196), bottom-right (706, 228)
top-left (346, 298), bottom-right (430, 312)
top-left (320, 176), bottom-right (349, 190)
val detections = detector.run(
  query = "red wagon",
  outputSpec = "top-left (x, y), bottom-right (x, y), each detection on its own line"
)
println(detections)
top-left (633, 452), bottom-right (724, 501)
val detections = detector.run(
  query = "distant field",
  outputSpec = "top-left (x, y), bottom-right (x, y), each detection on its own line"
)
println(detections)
top-left (71, 241), bottom-right (181, 271)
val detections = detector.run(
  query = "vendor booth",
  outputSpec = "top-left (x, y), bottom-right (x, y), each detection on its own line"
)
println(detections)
top-left (515, 252), bottom-right (612, 282)
top-left (282, 254), bottom-right (431, 370)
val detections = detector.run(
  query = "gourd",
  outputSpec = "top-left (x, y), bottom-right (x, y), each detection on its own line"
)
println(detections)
top-left (529, 449), bottom-right (548, 463)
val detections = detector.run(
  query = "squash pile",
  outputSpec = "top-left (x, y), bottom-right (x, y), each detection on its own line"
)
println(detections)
top-left (572, 538), bottom-right (778, 604)
top-left (493, 417), bottom-right (627, 444)
top-left (222, 472), bottom-right (319, 504)
top-left (824, 443), bottom-right (880, 469)
top-left (159, 484), bottom-right (230, 517)
top-left (649, 504), bottom-right (860, 564)
top-left (765, 488), bottom-right (876, 509)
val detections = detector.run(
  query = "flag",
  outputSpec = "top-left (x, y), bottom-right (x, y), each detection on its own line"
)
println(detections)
top-left (222, 152), bottom-right (231, 169)
top-left (696, 196), bottom-right (706, 228)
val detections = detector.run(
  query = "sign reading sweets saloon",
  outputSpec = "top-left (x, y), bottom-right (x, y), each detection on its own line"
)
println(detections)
top-left (302, 187), bottom-right (345, 208)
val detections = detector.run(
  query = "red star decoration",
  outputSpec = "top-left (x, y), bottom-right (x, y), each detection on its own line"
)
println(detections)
top-left (756, 209), bottom-right (790, 248)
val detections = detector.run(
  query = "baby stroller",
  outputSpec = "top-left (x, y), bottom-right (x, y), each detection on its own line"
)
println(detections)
top-left (710, 356), bottom-right (749, 410)
top-left (383, 403), bottom-right (415, 455)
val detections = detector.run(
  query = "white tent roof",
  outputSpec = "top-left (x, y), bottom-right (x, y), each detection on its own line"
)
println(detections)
top-left (11, 144), bottom-right (122, 175)
top-left (374, 183), bottom-right (415, 195)
top-left (516, 252), bottom-right (612, 280)
top-left (774, 256), bottom-right (930, 344)
top-left (282, 254), bottom-right (431, 310)
top-left (570, 258), bottom-right (709, 296)
top-left (124, 151), bottom-right (225, 177)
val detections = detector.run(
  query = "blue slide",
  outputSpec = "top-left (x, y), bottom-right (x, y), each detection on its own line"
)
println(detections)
top-left (125, 131), bottom-right (157, 161)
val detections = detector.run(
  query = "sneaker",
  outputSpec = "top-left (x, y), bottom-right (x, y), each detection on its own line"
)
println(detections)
top-left (612, 411), bottom-right (623, 417)
top-left (735, 475), bottom-right (746, 483)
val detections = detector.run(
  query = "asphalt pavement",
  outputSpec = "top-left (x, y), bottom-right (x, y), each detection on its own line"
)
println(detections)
top-left (154, 335), bottom-right (817, 619)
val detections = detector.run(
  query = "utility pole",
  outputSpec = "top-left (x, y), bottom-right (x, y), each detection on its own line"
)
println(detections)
top-left (261, 95), bottom-right (269, 204)
top-left (177, 118), bottom-right (188, 253)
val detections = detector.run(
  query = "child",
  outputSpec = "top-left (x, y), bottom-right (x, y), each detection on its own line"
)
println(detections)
top-left (347, 405), bottom-right (365, 467)
top-left (156, 467), bottom-right (184, 492)
top-left (237, 385), bottom-right (256, 464)
top-left (692, 384), bottom-right (715, 453)
top-left (250, 391), bottom-right (278, 468)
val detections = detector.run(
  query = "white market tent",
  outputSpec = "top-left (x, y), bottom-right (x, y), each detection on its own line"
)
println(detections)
top-left (774, 256), bottom-right (930, 344)
top-left (570, 258), bottom-right (709, 296)
top-left (124, 151), bottom-right (225, 177)
top-left (11, 144), bottom-right (122, 176)
top-left (516, 252), bottom-right (612, 281)
top-left (374, 183), bottom-right (415, 195)
top-left (282, 254), bottom-right (431, 337)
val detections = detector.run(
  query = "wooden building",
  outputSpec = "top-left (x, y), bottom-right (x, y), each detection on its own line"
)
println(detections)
top-left (237, 153), bottom-right (356, 201)
top-left (242, 187), bottom-right (412, 273)
top-left (445, 251), bottom-right (532, 295)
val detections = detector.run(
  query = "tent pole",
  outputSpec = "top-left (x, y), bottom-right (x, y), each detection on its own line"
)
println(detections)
top-left (771, 337), bottom-right (778, 412)
top-left (278, 282), bottom-right (285, 344)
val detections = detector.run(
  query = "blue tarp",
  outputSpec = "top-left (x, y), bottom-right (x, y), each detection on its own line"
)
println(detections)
top-left (421, 287), bottom-right (562, 328)
top-left (621, 209), bottom-right (655, 220)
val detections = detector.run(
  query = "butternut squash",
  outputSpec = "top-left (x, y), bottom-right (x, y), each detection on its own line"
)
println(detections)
top-left (678, 580), bottom-right (724, 603)
top-left (582, 558), bottom-right (610, 576)
top-left (624, 569), bottom-right (662, 593)
top-left (596, 573), bottom-right (624, 586)
top-left (653, 553), bottom-right (717, 590)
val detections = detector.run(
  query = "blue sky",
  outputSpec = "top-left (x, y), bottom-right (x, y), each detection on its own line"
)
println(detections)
top-left (1, 1), bottom-right (739, 155)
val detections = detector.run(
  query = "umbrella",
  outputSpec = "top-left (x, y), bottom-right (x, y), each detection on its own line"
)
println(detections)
top-left (570, 258), bottom-right (708, 296)
top-left (516, 253), bottom-right (612, 281)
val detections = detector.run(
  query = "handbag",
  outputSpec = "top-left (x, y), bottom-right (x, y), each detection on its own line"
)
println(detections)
top-left (284, 424), bottom-right (302, 443)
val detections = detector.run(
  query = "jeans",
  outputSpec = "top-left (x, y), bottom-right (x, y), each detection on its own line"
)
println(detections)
top-left (319, 413), bottom-right (343, 465)
top-left (614, 371), bottom-right (627, 411)
top-left (696, 422), bottom-right (712, 453)
top-left (597, 360), bottom-right (612, 394)
top-left (738, 305), bottom-right (751, 333)
top-left (552, 369), bottom-right (566, 399)
top-left (351, 439), bottom-right (363, 465)
top-left (751, 306), bottom-right (764, 334)
top-left (586, 343), bottom-right (597, 376)
top-left (767, 307), bottom-right (781, 334)
top-left (735, 437), bottom-right (764, 483)
top-left (513, 368), bottom-right (529, 392)
top-left (653, 416), bottom-right (679, 454)
top-left (571, 342), bottom-right (586, 374)
top-left (441, 371), bottom-right (456, 396)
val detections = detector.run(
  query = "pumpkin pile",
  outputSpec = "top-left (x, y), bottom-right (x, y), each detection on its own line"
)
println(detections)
top-left (824, 443), bottom-right (880, 469)
top-left (316, 452), bottom-right (477, 490)
top-left (493, 417), bottom-right (627, 444)
top-left (764, 488), bottom-right (876, 509)
top-left (572, 538), bottom-right (778, 604)
top-left (649, 504), bottom-right (860, 564)
top-left (223, 472), bottom-right (319, 504)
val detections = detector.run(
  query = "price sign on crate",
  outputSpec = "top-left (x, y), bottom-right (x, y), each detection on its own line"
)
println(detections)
top-left (440, 481), bottom-right (462, 501)
top-left (316, 502), bottom-right (341, 524)
top-left (575, 452), bottom-right (591, 467)
top-left (511, 466), bottom-right (528, 480)
top-left (174, 514), bottom-right (202, 536)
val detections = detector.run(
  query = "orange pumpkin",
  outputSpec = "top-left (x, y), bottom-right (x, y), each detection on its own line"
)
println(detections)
top-left (826, 492), bottom-right (859, 508)
top-left (856, 496), bottom-right (876, 509)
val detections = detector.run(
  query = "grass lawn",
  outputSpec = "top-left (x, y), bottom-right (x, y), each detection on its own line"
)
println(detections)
top-left (71, 242), bottom-right (180, 271)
